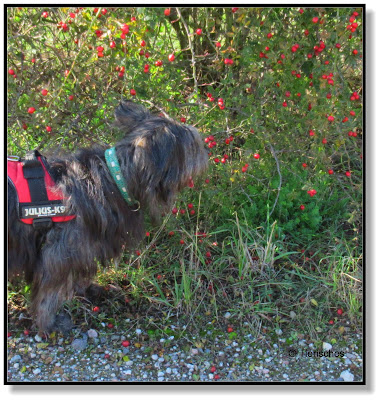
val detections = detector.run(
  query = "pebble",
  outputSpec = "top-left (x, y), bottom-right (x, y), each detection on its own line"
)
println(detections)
top-left (87, 329), bottom-right (98, 339)
top-left (151, 354), bottom-right (158, 361)
top-left (323, 342), bottom-right (332, 351)
top-left (340, 370), bottom-right (354, 382)
top-left (71, 337), bottom-right (88, 351)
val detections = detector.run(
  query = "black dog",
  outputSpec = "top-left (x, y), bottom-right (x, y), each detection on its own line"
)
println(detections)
top-left (8, 101), bottom-right (208, 332)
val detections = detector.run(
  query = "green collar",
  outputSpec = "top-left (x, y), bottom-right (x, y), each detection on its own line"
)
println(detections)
top-left (105, 147), bottom-right (139, 209)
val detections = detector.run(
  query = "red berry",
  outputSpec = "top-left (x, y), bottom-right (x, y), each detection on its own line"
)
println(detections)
top-left (312, 17), bottom-right (319, 23)
top-left (164, 8), bottom-right (170, 16)
top-left (93, 306), bottom-right (100, 312)
top-left (227, 326), bottom-right (234, 333)
top-left (322, 138), bottom-right (327, 144)
top-left (8, 69), bottom-right (15, 75)
top-left (41, 89), bottom-right (48, 96)
top-left (168, 53), bottom-right (175, 62)
top-left (328, 169), bottom-right (334, 175)
top-left (329, 320), bottom-right (334, 325)
top-left (41, 11), bottom-right (48, 18)
top-left (68, 95), bottom-right (74, 101)
top-left (27, 107), bottom-right (36, 114)
top-left (300, 205), bottom-right (305, 211)
top-left (352, 49), bottom-right (358, 55)
top-left (337, 308), bottom-right (343, 315)
top-left (253, 153), bottom-right (260, 159)
top-left (180, 239), bottom-right (185, 245)
top-left (24, 329), bottom-right (30, 335)
top-left (122, 340), bottom-right (130, 347)
top-left (215, 42), bottom-right (221, 48)
top-left (210, 366), bottom-right (216, 373)
top-left (130, 89), bottom-right (136, 96)
top-left (327, 115), bottom-right (335, 122)
top-left (46, 126), bottom-right (52, 132)
top-left (172, 207), bottom-right (178, 215)
top-left (345, 171), bottom-right (351, 177)
top-left (195, 28), bottom-right (202, 35)
top-left (140, 40), bottom-right (146, 47)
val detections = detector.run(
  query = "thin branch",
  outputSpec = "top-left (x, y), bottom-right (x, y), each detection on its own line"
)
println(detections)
top-left (268, 143), bottom-right (282, 218)
top-left (176, 7), bottom-right (199, 100)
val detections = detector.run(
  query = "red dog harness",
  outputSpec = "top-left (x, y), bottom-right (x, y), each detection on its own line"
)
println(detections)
top-left (8, 151), bottom-right (75, 229)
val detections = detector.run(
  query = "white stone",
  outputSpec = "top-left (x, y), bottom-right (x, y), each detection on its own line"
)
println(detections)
top-left (323, 342), bottom-right (332, 351)
top-left (340, 370), bottom-right (354, 382)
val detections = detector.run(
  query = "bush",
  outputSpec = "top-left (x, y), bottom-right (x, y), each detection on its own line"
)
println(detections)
top-left (7, 6), bottom-right (363, 331)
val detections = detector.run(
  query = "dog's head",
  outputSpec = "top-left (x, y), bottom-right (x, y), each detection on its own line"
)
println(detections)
top-left (114, 100), bottom-right (208, 219)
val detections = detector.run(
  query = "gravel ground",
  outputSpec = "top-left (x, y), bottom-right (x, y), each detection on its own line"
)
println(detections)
top-left (7, 321), bottom-right (363, 383)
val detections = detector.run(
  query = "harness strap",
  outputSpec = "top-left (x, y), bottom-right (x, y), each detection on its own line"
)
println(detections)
top-left (22, 150), bottom-right (49, 203)
top-left (22, 150), bottom-right (53, 230)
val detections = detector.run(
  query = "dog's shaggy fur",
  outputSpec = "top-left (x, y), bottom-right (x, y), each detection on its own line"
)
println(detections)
top-left (8, 101), bottom-right (208, 332)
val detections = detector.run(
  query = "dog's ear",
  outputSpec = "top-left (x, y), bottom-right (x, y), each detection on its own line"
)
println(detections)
top-left (114, 100), bottom-right (151, 133)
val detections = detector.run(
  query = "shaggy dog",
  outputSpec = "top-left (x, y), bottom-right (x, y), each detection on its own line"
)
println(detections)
top-left (8, 100), bottom-right (208, 332)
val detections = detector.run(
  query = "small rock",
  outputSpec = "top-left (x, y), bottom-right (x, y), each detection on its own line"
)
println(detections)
top-left (87, 329), bottom-right (98, 338)
top-left (10, 355), bottom-right (21, 363)
top-left (33, 368), bottom-right (41, 375)
top-left (34, 334), bottom-right (42, 342)
top-left (224, 312), bottom-right (231, 319)
top-left (152, 354), bottom-right (158, 361)
top-left (71, 337), bottom-right (88, 351)
top-left (340, 370), bottom-right (354, 382)
top-left (323, 342), bottom-right (332, 351)
top-left (275, 328), bottom-right (283, 335)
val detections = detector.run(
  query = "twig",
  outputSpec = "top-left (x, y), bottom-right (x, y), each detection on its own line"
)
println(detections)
top-left (268, 142), bottom-right (282, 218)
top-left (176, 8), bottom-right (199, 100)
